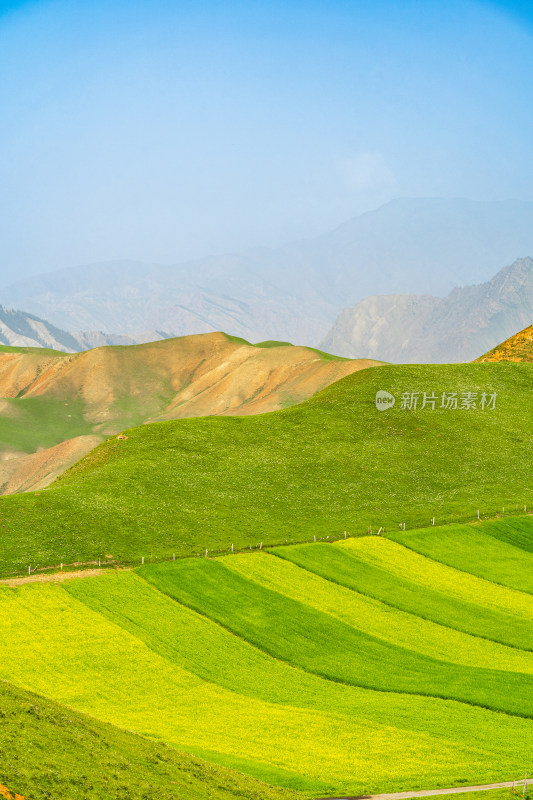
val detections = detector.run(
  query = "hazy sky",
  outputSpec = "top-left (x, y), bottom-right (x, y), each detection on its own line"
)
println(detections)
top-left (0, 0), bottom-right (532, 282)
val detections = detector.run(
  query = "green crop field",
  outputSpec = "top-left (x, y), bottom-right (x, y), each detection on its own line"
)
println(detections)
top-left (272, 539), bottom-right (533, 648)
top-left (0, 518), bottom-right (532, 797)
top-left (477, 516), bottom-right (533, 553)
top-left (0, 359), bottom-right (532, 797)
top-left (389, 519), bottom-right (533, 593)
top-left (0, 361), bottom-right (531, 577)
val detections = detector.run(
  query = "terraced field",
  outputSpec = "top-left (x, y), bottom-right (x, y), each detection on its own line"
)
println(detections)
top-left (0, 516), bottom-right (532, 797)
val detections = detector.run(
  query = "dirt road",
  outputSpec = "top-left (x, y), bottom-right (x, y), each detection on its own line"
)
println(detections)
top-left (318, 778), bottom-right (533, 800)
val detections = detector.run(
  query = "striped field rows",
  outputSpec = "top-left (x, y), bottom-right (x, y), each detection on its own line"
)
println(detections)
top-left (0, 516), bottom-right (531, 797)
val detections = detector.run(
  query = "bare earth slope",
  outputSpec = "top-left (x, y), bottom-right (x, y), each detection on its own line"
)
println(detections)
top-left (476, 323), bottom-right (533, 363)
top-left (0, 435), bottom-right (104, 495)
top-left (0, 333), bottom-right (379, 494)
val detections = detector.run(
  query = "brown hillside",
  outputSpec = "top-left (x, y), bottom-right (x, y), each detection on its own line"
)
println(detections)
top-left (475, 323), bottom-right (533, 362)
top-left (0, 333), bottom-right (380, 493)
top-left (0, 435), bottom-right (103, 495)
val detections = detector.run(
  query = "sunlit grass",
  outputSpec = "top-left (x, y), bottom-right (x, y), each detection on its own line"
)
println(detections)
top-left (224, 551), bottom-right (533, 673)
top-left (337, 537), bottom-right (533, 619)
top-left (390, 519), bottom-right (533, 593)
top-left (0, 361), bottom-right (531, 577)
top-left (274, 541), bottom-right (533, 649)
top-left (1, 516), bottom-right (533, 796)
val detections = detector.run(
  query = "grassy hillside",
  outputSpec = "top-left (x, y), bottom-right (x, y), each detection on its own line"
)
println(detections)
top-left (0, 332), bottom-right (377, 493)
top-left (0, 680), bottom-right (303, 800)
top-left (0, 361), bottom-right (530, 576)
top-left (476, 323), bottom-right (533, 362)
top-left (0, 518), bottom-right (532, 796)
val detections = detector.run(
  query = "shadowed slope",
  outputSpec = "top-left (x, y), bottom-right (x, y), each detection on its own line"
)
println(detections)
top-left (0, 679), bottom-right (304, 800)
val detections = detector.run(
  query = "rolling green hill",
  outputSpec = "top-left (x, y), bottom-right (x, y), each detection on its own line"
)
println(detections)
top-left (0, 361), bottom-right (530, 577)
top-left (0, 331), bottom-right (376, 495)
top-left (0, 680), bottom-right (303, 800)
top-left (0, 518), bottom-right (532, 797)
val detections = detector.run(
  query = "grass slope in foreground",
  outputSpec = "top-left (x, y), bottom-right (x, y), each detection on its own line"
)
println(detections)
top-left (0, 361), bottom-right (531, 576)
top-left (0, 680), bottom-right (302, 800)
top-left (0, 517), bottom-right (532, 797)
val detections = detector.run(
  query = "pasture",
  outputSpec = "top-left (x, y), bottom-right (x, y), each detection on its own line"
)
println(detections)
top-left (0, 361), bottom-right (531, 577)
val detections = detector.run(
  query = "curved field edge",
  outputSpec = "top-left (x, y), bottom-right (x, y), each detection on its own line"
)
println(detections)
top-left (0, 679), bottom-right (303, 800)
top-left (0, 361), bottom-right (531, 577)
top-left (0, 565), bottom-right (532, 795)
top-left (269, 542), bottom-right (533, 651)
top-left (389, 519), bottom-right (533, 593)
top-left (139, 559), bottom-right (533, 717)
top-left (222, 551), bottom-right (533, 674)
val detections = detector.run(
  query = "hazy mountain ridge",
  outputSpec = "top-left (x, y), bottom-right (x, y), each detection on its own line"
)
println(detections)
top-left (0, 305), bottom-right (172, 352)
top-left (4, 198), bottom-right (533, 346)
top-left (320, 257), bottom-right (533, 362)
top-left (0, 305), bottom-right (81, 351)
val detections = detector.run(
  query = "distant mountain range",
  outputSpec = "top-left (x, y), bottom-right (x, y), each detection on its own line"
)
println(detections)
top-left (3, 197), bottom-right (533, 346)
top-left (0, 306), bottom-right (171, 352)
top-left (321, 257), bottom-right (533, 362)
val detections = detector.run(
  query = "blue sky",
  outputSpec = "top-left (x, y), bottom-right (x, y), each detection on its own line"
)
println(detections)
top-left (0, 0), bottom-right (532, 280)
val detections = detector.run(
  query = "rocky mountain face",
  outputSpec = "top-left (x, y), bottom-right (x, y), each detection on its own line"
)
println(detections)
top-left (3, 198), bottom-right (533, 346)
top-left (320, 257), bottom-right (533, 363)
top-left (0, 305), bottom-right (171, 352)
top-left (0, 306), bottom-right (82, 351)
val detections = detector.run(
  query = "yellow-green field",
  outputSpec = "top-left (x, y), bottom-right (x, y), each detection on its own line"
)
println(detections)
top-left (0, 517), bottom-right (532, 797)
